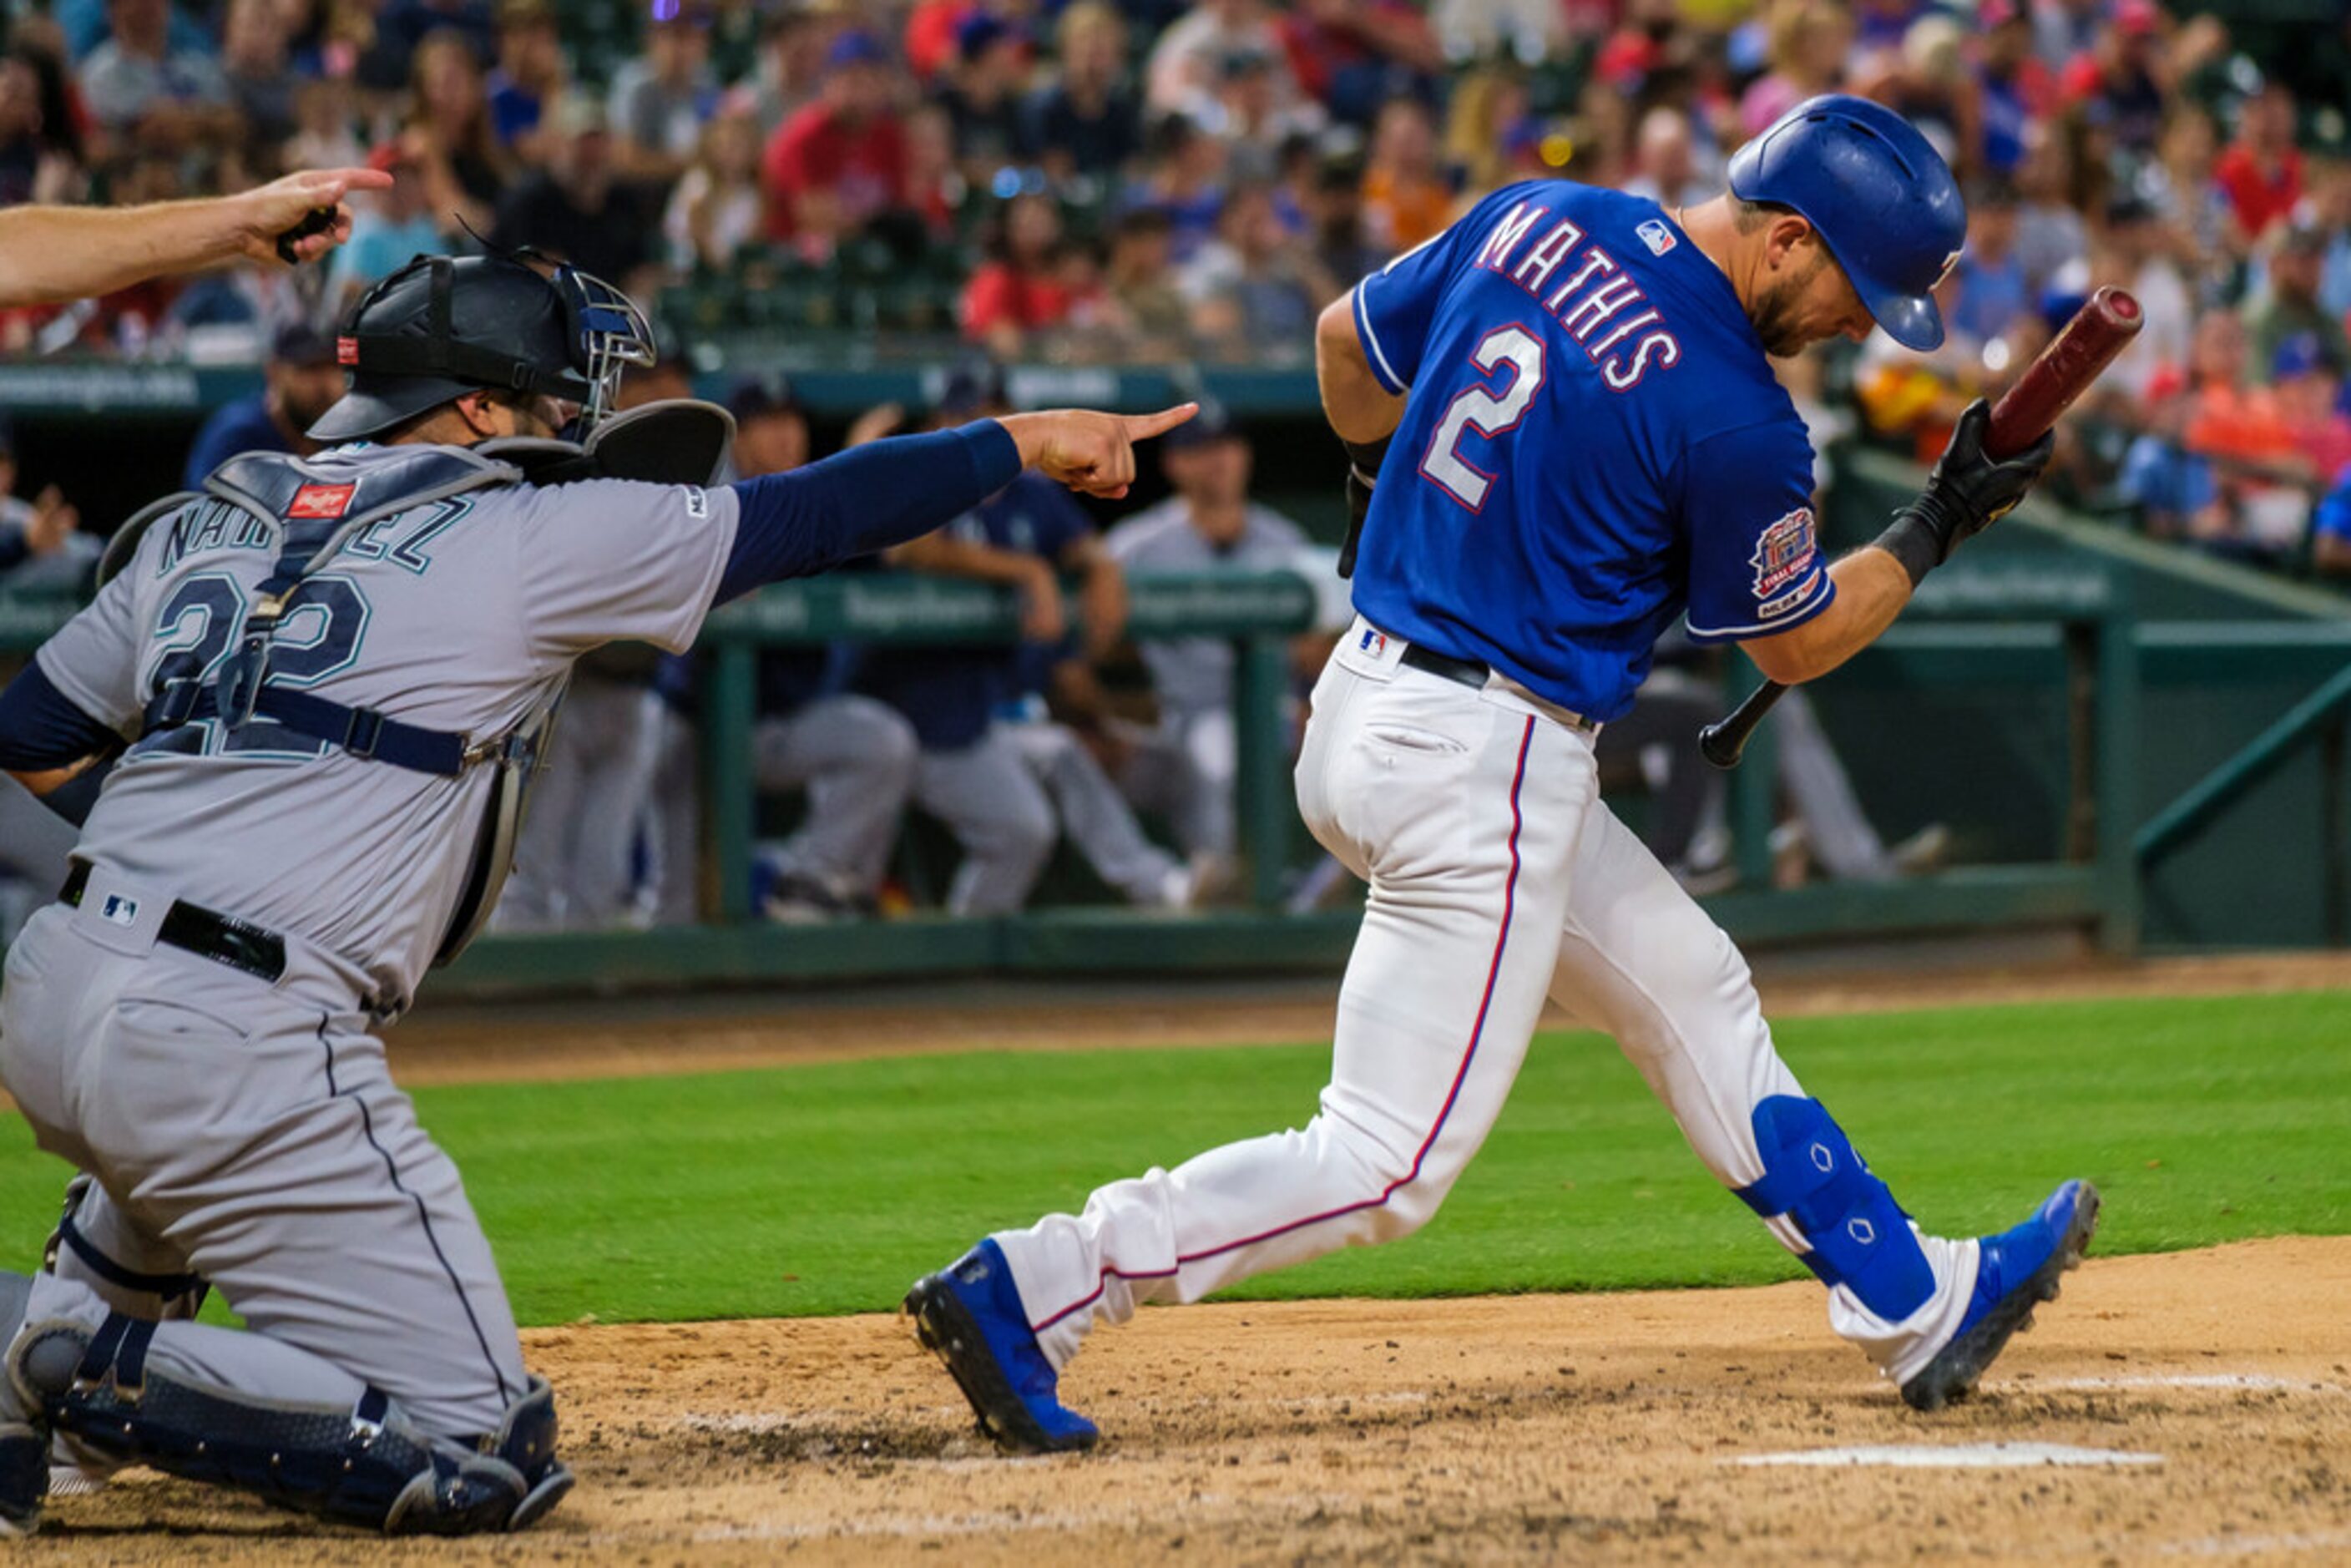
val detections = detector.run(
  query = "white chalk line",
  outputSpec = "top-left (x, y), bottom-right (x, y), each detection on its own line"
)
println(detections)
top-left (2158, 1527), bottom-right (2351, 1559)
top-left (2031, 1374), bottom-right (2341, 1395)
top-left (1730, 1442), bottom-right (2164, 1470)
top-left (676, 1388), bottom-right (1433, 1439)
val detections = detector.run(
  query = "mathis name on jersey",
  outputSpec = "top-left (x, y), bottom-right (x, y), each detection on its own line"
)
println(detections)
top-left (1469, 200), bottom-right (1684, 392)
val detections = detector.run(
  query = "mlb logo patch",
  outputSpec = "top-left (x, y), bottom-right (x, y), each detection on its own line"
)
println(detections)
top-left (1750, 507), bottom-right (1819, 599)
top-left (99, 894), bottom-right (139, 928)
top-left (288, 483), bottom-right (356, 520)
top-left (1636, 220), bottom-right (1676, 257)
top-left (1358, 628), bottom-right (1388, 655)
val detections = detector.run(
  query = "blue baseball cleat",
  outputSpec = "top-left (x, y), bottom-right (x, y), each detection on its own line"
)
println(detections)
top-left (905, 1240), bottom-right (1099, 1454)
top-left (1902, 1179), bottom-right (2101, 1412)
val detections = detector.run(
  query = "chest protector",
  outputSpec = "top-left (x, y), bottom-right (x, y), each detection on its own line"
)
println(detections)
top-left (129, 445), bottom-right (555, 968)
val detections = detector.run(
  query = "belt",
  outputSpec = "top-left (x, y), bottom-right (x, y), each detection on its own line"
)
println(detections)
top-left (1394, 641), bottom-right (1598, 734)
top-left (59, 862), bottom-right (287, 984)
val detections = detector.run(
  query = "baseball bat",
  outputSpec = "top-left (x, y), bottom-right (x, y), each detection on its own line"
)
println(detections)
top-left (1696, 286), bottom-right (2144, 770)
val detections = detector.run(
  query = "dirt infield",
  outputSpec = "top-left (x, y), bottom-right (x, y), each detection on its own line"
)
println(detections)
top-left (29, 1237), bottom-right (2351, 1563)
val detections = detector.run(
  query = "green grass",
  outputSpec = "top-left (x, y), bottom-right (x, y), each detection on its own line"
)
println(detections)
top-left (0, 991), bottom-right (2342, 1328)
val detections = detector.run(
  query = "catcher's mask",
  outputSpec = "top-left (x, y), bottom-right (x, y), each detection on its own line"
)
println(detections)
top-left (308, 250), bottom-right (656, 443)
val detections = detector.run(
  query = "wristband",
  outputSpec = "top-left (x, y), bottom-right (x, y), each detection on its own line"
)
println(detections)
top-left (1873, 503), bottom-right (1949, 588)
top-left (1342, 433), bottom-right (1393, 484)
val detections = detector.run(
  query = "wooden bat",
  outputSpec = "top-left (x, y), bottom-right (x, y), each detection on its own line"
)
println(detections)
top-left (1696, 286), bottom-right (2144, 771)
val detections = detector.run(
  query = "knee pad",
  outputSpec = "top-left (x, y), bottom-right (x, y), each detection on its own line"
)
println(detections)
top-left (1734, 1096), bottom-right (1934, 1323)
top-left (9, 1314), bottom-right (572, 1536)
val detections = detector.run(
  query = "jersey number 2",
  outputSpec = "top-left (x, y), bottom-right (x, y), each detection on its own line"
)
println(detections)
top-left (1420, 324), bottom-right (1545, 512)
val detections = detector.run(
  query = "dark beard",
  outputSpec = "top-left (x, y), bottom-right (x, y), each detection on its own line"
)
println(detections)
top-left (1749, 254), bottom-right (1828, 358)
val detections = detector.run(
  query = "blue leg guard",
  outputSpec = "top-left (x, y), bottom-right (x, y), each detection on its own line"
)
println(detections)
top-left (1734, 1096), bottom-right (1934, 1323)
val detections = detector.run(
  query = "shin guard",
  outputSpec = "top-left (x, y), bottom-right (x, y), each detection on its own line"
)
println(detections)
top-left (1735, 1096), bottom-right (1934, 1323)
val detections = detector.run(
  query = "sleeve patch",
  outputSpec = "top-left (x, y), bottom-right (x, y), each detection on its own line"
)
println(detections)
top-left (1750, 506), bottom-right (1819, 599)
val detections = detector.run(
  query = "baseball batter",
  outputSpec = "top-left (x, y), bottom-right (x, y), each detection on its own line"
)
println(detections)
top-left (908, 96), bottom-right (2099, 1452)
top-left (0, 250), bottom-right (1188, 1535)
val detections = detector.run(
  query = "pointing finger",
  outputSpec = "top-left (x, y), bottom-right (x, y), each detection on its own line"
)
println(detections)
top-left (1120, 403), bottom-right (1199, 442)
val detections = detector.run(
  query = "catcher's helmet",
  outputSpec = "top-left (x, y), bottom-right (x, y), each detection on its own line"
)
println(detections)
top-left (1727, 94), bottom-right (1965, 351)
top-left (309, 251), bottom-right (655, 442)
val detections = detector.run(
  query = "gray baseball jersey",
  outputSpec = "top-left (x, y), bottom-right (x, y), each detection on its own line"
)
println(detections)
top-left (1102, 499), bottom-right (1309, 719)
top-left (33, 442), bottom-right (741, 1010)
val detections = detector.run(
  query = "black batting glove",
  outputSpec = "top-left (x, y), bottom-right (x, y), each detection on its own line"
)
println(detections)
top-left (1873, 398), bottom-right (2056, 586)
top-left (1337, 433), bottom-right (1390, 579)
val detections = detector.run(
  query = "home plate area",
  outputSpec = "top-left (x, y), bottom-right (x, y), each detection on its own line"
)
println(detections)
top-left (19, 1237), bottom-right (2350, 1565)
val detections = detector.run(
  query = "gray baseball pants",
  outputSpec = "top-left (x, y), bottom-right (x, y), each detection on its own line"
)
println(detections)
top-left (501, 676), bottom-right (664, 931)
top-left (0, 871), bottom-right (528, 1441)
top-left (1006, 721), bottom-right (1184, 907)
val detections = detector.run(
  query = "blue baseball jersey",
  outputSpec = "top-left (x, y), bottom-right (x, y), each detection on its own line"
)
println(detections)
top-left (857, 472), bottom-right (1095, 751)
top-left (1348, 179), bottom-right (1832, 721)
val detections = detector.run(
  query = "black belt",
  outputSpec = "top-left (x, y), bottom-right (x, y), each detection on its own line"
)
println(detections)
top-left (1394, 640), bottom-right (1599, 733)
top-left (1399, 644), bottom-right (1493, 690)
top-left (59, 862), bottom-right (286, 984)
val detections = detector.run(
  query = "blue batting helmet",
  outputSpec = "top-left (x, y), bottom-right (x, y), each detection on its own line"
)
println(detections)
top-left (1726, 94), bottom-right (1966, 352)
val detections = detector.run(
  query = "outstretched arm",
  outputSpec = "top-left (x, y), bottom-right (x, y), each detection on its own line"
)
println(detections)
top-left (719, 406), bottom-right (1194, 602)
top-left (0, 167), bottom-right (392, 308)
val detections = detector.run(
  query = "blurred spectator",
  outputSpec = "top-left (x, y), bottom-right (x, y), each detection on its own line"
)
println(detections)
top-left (1020, 2), bottom-right (1142, 181)
top-left (220, 0), bottom-right (299, 154)
top-left (665, 93), bottom-right (767, 274)
top-left (1974, 0), bottom-right (2051, 180)
top-left (763, 29), bottom-right (908, 252)
top-left (1430, 0), bottom-right (1564, 67)
top-left (361, 0), bottom-right (496, 93)
top-left (1739, 0), bottom-right (1852, 140)
top-left (2142, 103), bottom-right (2232, 278)
top-left (1302, 151), bottom-right (1383, 284)
top-left (286, 75), bottom-right (366, 175)
top-left (2058, 0), bottom-right (2166, 154)
top-left (1101, 204), bottom-right (1188, 356)
top-left (2313, 468), bottom-right (2351, 579)
top-left (901, 0), bottom-right (973, 85)
top-left (2118, 364), bottom-right (2224, 539)
top-left (401, 27), bottom-right (508, 237)
top-left (609, 8), bottom-right (720, 184)
top-left (1103, 402), bottom-right (1312, 863)
top-left (899, 100), bottom-right (963, 238)
top-left (1950, 182), bottom-right (2029, 346)
top-left (1210, 48), bottom-right (1324, 185)
top-left (1866, 13), bottom-right (1975, 174)
top-left (2014, 124), bottom-right (2090, 296)
top-left (0, 419), bottom-right (95, 594)
top-left (961, 192), bottom-right (1089, 359)
top-left (2032, 0), bottom-right (2102, 70)
top-left (2214, 82), bottom-right (2303, 245)
top-left (1441, 66), bottom-right (1540, 194)
top-left (750, 7), bottom-right (833, 136)
top-left (1620, 106), bottom-right (1714, 211)
top-left (329, 143), bottom-right (443, 297)
top-left (1128, 112), bottom-right (1228, 262)
top-left (1180, 179), bottom-right (1335, 353)
top-left (493, 94), bottom-right (661, 292)
top-left (1358, 97), bottom-right (1449, 255)
top-left (485, 0), bottom-right (565, 162)
top-left (0, 53), bottom-right (78, 208)
top-left (2103, 195), bottom-right (2193, 397)
top-left (936, 13), bottom-right (1029, 187)
top-left (1147, 0), bottom-right (1299, 121)
top-left (2182, 308), bottom-right (2313, 561)
top-left (79, 0), bottom-right (235, 149)
top-left (58, 0), bottom-right (210, 63)
top-left (2246, 221), bottom-right (2348, 383)
top-left (181, 320), bottom-right (340, 486)
top-left (1277, 0), bottom-right (1444, 129)
top-left (2272, 336), bottom-right (2351, 483)
top-left (2313, 159), bottom-right (2351, 325)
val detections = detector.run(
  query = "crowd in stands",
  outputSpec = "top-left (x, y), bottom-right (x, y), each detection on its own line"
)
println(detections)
top-left (7, 0), bottom-right (2351, 933)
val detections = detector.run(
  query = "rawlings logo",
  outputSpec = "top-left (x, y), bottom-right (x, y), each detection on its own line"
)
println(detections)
top-left (1750, 506), bottom-right (1818, 599)
top-left (288, 483), bottom-right (356, 520)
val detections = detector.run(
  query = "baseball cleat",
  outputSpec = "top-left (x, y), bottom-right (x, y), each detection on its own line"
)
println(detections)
top-left (1901, 1179), bottom-right (2100, 1412)
top-left (905, 1240), bottom-right (1098, 1454)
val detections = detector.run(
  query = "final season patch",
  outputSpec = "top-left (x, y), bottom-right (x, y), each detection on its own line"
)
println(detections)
top-left (1750, 506), bottom-right (1818, 599)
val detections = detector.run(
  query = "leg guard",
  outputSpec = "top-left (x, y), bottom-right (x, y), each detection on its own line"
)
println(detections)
top-left (1735, 1096), bottom-right (1934, 1323)
top-left (43, 1176), bottom-right (210, 1321)
top-left (8, 1313), bottom-right (573, 1536)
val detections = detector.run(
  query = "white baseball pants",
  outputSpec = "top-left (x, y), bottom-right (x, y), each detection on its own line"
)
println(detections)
top-left (993, 623), bottom-right (1974, 1382)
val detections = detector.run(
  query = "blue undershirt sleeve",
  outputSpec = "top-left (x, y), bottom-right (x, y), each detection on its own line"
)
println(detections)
top-left (717, 420), bottom-right (1024, 603)
top-left (0, 660), bottom-right (121, 771)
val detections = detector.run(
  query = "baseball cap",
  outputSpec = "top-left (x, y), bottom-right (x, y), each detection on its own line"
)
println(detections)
top-left (1161, 397), bottom-right (1239, 450)
top-left (727, 372), bottom-right (803, 422)
top-left (270, 319), bottom-right (339, 367)
top-left (956, 13), bottom-right (1014, 61)
top-left (826, 29), bottom-right (889, 71)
